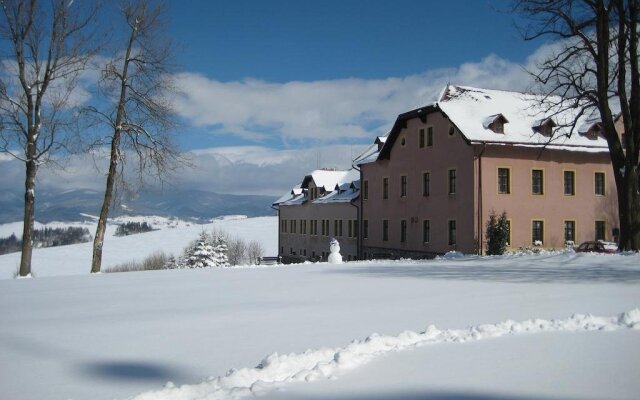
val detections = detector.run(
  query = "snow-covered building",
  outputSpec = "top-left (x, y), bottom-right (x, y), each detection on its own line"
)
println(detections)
top-left (273, 169), bottom-right (360, 262)
top-left (356, 85), bottom-right (619, 257)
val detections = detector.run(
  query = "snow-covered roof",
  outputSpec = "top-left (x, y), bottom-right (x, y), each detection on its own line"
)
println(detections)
top-left (275, 169), bottom-right (361, 208)
top-left (302, 169), bottom-right (360, 191)
top-left (313, 184), bottom-right (359, 204)
top-left (272, 185), bottom-right (306, 207)
top-left (437, 85), bottom-right (609, 149)
top-left (353, 141), bottom-right (382, 165)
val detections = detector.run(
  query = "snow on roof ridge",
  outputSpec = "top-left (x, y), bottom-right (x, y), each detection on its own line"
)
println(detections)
top-left (437, 84), bottom-right (609, 149)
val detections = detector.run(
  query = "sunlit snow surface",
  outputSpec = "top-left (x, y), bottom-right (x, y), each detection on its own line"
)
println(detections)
top-left (0, 217), bottom-right (638, 400)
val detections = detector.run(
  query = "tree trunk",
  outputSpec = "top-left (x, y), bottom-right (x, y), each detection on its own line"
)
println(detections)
top-left (616, 164), bottom-right (640, 250)
top-left (18, 156), bottom-right (37, 277)
top-left (90, 132), bottom-right (121, 273)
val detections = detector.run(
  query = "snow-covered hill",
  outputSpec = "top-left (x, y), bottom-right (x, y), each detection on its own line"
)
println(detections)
top-left (0, 215), bottom-right (276, 278)
top-left (0, 217), bottom-right (638, 400)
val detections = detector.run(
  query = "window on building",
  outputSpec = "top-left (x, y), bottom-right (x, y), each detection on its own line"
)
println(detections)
top-left (353, 219), bottom-right (358, 238)
top-left (383, 220), bottom-right (389, 242)
top-left (491, 121), bottom-right (504, 134)
top-left (348, 220), bottom-right (353, 238)
top-left (363, 180), bottom-right (369, 200)
top-left (532, 169), bottom-right (544, 195)
top-left (400, 220), bottom-right (407, 243)
top-left (448, 169), bottom-right (457, 195)
top-left (448, 126), bottom-right (455, 136)
top-left (564, 220), bottom-right (576, 242)
top-left (595, 172), bottom-right (605, 195)
top-left (427, 127), bottom-right (433, 147)
top-left (423, 172), bottom-right (430, 196)
top-left (400, 175), bottom-right (408, 197)
top-left (423, 220), bottom-right (430, 243)
top-left (281, 219), bottom-right (286, 233)
top-left (595, 221), bottom-right (606, 241)
top-left (532, 220), bottom-right (544, 244)
top-left (419, 129), bottom-right (425, 148)
top-left (383, 177), bottom-right (389, 199)
top-left (338, 220), bottom-right (343, 237)
top-left (498, 168), bottom-right (510, 194)
top-left (448, 220), bottom-right (457, 245)
top-left (325, 220), bottom-right (330, 236)
top-left (564, 171), bottom-right (575, 196)
top-left (334, 220), bottom-right (338, 237)
top-left (363, 220), bottom-right (369, 239)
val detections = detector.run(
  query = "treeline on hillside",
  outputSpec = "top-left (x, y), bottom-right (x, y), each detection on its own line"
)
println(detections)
top-left (0, 227), bottom-right (92, 255)
top-left (115, 222), bottom-right (155, 237)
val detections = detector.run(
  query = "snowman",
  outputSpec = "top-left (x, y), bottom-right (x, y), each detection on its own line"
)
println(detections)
top-left (328, 237), bottom-right (343, 264)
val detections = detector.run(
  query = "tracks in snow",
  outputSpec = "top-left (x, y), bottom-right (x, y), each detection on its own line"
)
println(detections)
top-left (130, 309), bottom-right (640, 400)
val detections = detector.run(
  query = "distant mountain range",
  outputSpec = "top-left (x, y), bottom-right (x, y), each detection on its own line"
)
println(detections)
top-left (0, 188), bottom-right (278, 223)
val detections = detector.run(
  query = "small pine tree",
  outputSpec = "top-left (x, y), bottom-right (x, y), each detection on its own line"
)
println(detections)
top-left (183, 232), bottom-right (218, 268)
top-left (211, 231), bottom-right (229, 267)
top-left (486, 211), bottom-right (509, 255)
top-left (178, 230), bottom-right (230, 269)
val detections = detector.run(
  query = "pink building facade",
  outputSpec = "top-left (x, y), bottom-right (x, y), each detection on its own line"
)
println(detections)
top-left (357, 86), bottom-right (618, 257)
top-left (274, 170), bottom-right (360, 262)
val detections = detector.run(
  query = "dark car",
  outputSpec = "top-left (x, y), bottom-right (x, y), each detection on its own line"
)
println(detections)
top-left (575, 241), bottom-right (618, 253)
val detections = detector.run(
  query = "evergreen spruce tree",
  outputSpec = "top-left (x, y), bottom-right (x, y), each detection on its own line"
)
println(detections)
top-left (486, 211), bottom-right (509, 255)
top-left (182, 232), bottom-right (217, 268)
top-left (212, 231), bottom-right (229, 267)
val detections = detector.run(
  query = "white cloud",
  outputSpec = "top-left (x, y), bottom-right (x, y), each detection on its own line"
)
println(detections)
top-left (173, 54), bottom-right (533, 144)
top-left (1, 50), bottom-right (549, 198)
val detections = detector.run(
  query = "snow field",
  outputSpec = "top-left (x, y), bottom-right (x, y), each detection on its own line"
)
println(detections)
top-left (0, 216), bottom-right (277, 279)
top-left (131, 309), bottom-right (640, 400)
top-left (1, 217), bottom-right (639, 400)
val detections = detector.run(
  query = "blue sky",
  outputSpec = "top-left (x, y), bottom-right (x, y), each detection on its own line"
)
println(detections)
top-left (1, 1), bottom-right (556, 197)
top-left (167, 0), bottom-right (536, 82)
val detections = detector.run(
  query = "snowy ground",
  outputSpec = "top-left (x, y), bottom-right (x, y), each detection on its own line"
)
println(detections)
top-left (0, 215), bottom-right (275, 278)
top-left (0, 217), bottom-right (639, 400)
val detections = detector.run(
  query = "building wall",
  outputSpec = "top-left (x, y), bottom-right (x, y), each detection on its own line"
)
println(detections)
top-left (278, 184), bottom-right (358, 261)
top-left (479, 145), bottom-right (618, 250)
top-left (361, 111), bottom-right (477, 256)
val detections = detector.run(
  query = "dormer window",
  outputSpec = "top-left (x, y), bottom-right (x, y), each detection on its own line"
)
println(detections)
top-left (532, 118), bottom-right (556, 137)
top-left (583, 123), bottom-right (602, 140)
top-left (482, 114), bottom-right (509, 134)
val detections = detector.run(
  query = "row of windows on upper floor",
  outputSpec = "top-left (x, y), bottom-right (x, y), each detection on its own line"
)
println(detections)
top-left (280, 218), bottom-right (358, 238)
top-left (398, 125), bottom-right (457, 148)
top-left (361, 169), bottom-right (607, 200)
top-left (365, 218), bottom-right (609, 248)
top-left (497, 168), bottom-right (607, 196)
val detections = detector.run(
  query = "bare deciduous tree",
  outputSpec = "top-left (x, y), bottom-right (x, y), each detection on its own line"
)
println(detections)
top-left (247, 240), bottom-right (265, 265)
top-left (0, 0), bottom-right (99, 276)
top-left (516, 0), bottom-right (640, 250)
top-left (227, 236), bottom-right (247, 266)
top-left (89, 0), bottom-right (180, 273)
